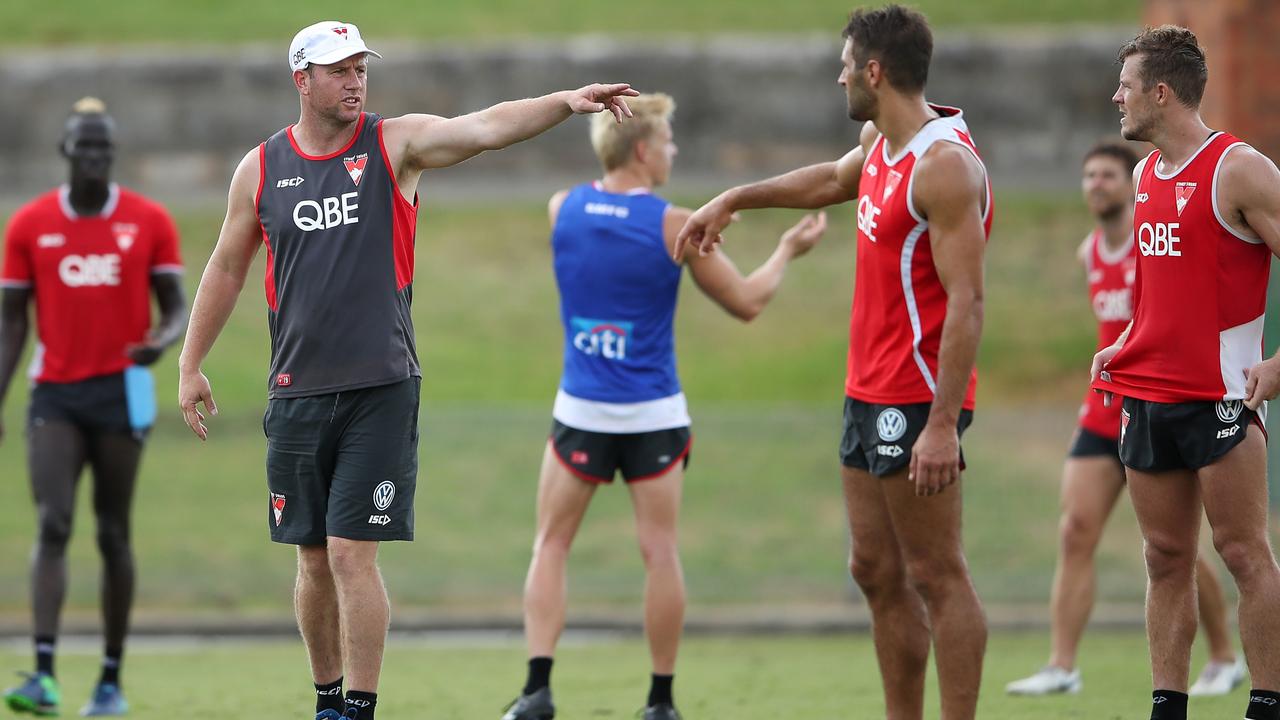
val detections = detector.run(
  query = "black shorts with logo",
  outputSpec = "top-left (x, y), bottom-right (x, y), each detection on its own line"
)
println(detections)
top-left (264, 377), bottom-right (420, 545)
top-left (840, 397), bottom-right (973, 478)
top-left (1067, 427), bottom-right (1121, 460)
top-left (28, 369), bottom-right (155, 440)
top-left (1119, 396), bottom-right (1261, 472)
top-left (550, 420), bottom-right (691, 483)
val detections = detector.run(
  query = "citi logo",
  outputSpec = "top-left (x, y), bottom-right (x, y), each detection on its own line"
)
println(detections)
top-left (276, 176), bottom-right (305, 188)
top-left (571, 317), bottom-right (631, 360)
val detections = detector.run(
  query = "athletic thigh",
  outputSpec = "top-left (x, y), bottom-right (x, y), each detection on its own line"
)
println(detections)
top-left (842, 466), bottom-right (906, 575)
top-left (533, 441), bottom-right (598, 543)
top-left (1197, 425), bottom-right (1272, 558)
top-left (85, 432), bottom-right (143, 521)
top-left (878, 467), bottom-right (968, 576)
top-left (27, 419), bottom-right (89, 529)
top-left (1060, 455), bottom-right (1126, 536)
top-left (1126, 465), bottom-right (1201, 559)
top-left (627, 462), bottom-right (683, 541)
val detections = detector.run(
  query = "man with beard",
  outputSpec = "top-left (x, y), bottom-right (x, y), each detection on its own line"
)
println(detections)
top-left (1092, 25), bottom-right (1280, 720)
top-left (676, 5), bottom-right (991, 718)
top-left (176, 21), bottom-right (637, 720)
top-left (1007, 141), bottom-right (1243, 699)
top-left (0, 97), bottom-right (186, 716)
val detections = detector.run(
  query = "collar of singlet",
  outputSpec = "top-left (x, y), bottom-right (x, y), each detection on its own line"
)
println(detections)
top-left (591, 180), bottom-right (652, 195)
top-left (58, 183), bottom-right (119, 220)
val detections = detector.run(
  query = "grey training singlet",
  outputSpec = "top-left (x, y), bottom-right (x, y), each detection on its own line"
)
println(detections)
top-left (255, 112), bottom-right (420, 398)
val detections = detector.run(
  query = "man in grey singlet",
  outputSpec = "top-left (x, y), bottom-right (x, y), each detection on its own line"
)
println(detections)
top-left (176, 20), bottom-right (638, 720)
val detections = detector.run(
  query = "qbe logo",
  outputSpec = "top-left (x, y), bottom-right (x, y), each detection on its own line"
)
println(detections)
top-left (1137, 222), bottom-right (1180, 257)
top-left (1092, 288), bottom-right (1133, 322)
top-left (571, 317), bottom-right (632, 360)
top-left (857, 195), bottom-right (882, 243)
top-left (876, 408), bottom-right (907, 443)
top-left (59, 254), bottom-right (121, 287)
top-left (293, 192), bottom-right (360, 231)
top-left (372, 480), bottom-right (396, 511)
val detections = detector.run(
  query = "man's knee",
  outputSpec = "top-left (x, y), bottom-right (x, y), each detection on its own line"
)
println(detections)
top-left (1213, 535), bottom-right (1278, 588)
top-left (326, 540), bottom-right (378, 579)
top-left (1059, 510), bottom-right (1102, 559)
top-left (849, 549), bottom-right (905, 600)
top-left (36, 510), bottom-right (73, 553)
top-left (94, 520), bottom-right (131, 558)
top-left (636, 529), bottom-right (679, 569)
top-left (1144, 533), bottom-right (1196, 582)
top-left (903, 552), bottom-right (971, 605)
top-left (297, 544), bottom-right (332, 580)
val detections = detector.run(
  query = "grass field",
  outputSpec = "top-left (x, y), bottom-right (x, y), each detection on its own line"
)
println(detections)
top-left (0, 631), bottom-right (1248, 718)
top-left (5, 0), bottom-right (1141, 46)
top-left (0, 195), bottom-right (1152, 620)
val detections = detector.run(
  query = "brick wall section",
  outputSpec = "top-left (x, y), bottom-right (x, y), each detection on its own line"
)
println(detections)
top-left (1144, 0), bottom-right (1280, 160)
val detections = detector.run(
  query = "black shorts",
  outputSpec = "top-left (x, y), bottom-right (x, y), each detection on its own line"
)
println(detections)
top-left (1067, 427), bottom-right (1121, 459)
top-left (28, 368), bottom-right (154, 439)
top-left (549, 420), bottom-right (691, 483)
top-left (840, 398), bottom-right (973, 477)
top-left (264, 377), bottom-right (420, 545)
top-left (1119, 396), bottom-right (1261, 472)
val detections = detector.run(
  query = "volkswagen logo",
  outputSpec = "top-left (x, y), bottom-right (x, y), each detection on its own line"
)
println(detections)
top-left (1215, 400), bottom-right (1243, 424)
top-left (373, 481), bottom-right (396, 512)
top-left (876, 408), bottom-right (908, 442)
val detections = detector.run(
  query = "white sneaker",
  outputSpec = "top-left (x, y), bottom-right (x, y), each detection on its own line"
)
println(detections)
top-left (1189, 657), bottom-right (1247, 697)
top-left (1006, 666), bottom-right (1083, 696)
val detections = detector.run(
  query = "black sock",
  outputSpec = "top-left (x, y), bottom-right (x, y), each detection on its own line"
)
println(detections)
top-left (99, 647), bottom-right (122, 687)
top-left (648, 674), bottom-right (674, 707)
top-left (345, 690), bottom-right (377, 719)
top-left (34, 636), bottom-right (55, 677)
top-left (1246, 689), bottom-right (1280, 720)
top-left (1150, 689), bottom-right (1188, 720)
top-left (315, 677), bottom-right (344, 714)
top-left (523, 657), bottom-right (553, 695)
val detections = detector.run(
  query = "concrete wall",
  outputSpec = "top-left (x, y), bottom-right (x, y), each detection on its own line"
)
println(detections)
top-left (0, 30), bottom-right (1135, 206)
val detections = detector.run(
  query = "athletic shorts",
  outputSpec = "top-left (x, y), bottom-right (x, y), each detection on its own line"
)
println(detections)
top-left (1067, 427), bottom-right (1121, 459)
top-left (1119, 396), bottom-right (1262, 472)
top-left (28, 368), bottom-right (155, 439)
top-left (840, 397), bottom-right (973, 478)
top-left (549, 420), bottom-right (691, 483)
top-left (264, 377), bottom-right (420, 545)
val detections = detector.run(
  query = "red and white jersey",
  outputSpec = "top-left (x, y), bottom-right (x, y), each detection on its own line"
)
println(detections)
top-left (847, 105), bottom-right (992, 409)
top-left (1092, 132), bottom-right (1270, 403)
top-left (1, 184), bottom-right (182, 384)
top-left (1079, 229), bottom-right (1135, 439)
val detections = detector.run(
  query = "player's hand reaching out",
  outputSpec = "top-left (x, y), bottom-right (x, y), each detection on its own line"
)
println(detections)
top-left (675, 194), bottom-right (737, 259)
top-left (178, 369), bottom-right (218, 441)
top-left (779, 212), bottom-right (828, 258)
top-left (1244, 356), bottom-right (1280, 410)
top-left (566, 84), bottom-right (639, 123)
top-left (1091, 342), bottom-right (1122, 407)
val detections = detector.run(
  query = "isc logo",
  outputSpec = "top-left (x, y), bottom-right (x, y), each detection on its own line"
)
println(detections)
top-left (293, 192), bottom-right (360, 232)
top-left (59, 254), bottom-right (121, 287)
top-left (1138, 222), bottom-right (1181, 257)
top-left (857, 195), bottom-right (881, 243)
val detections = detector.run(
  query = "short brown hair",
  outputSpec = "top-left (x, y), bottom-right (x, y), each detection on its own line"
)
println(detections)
top-left (1084, 140), bottom-right (1139, 174)
top-left (843, 5), bottom-right (933, 93)
top-left (1117, 25), bottom-right (1208, 108)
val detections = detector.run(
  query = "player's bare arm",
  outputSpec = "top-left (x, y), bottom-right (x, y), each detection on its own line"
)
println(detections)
top-left (381, 84), bottom-right (638, 191)
top-left (908, 142), bottom-right (986, 497)
top-left (1218, 145), bottom-right (1280, 409)
top-left (0, 287), bottom-right (31, 444)
top-left (673, 121), bottom-right (876, 259)
top-left (177, 148), bottom-right (265, 440)
top-left (126, 274), bottom-right (187, 367)
top-left (665, 206), bottom-right (827, 321)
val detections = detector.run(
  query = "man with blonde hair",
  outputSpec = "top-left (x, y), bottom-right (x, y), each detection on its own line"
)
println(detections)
top-left (176, 20), bottom-right (637, 720)
top-left (501, 93), bottom-right (826, 720)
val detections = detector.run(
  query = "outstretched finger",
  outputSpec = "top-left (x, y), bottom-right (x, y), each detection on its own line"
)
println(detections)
top-left (613, 96), bottom-right (633, 118)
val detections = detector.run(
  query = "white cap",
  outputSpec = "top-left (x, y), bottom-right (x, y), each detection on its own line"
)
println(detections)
top-left (288, 21), bottom-right (382, 73)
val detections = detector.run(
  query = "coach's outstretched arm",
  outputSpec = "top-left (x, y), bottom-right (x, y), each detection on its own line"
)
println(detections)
top-left (382, 84), bottom-right (639, 172)
top-left (0, 288), bottom-right (31, 444)
top-left (908, 143), bottom-right (987, 498)
top-left (674, 121), bottom-right (876, 258)
top-left (177, 148), bottom-right (264, 440)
